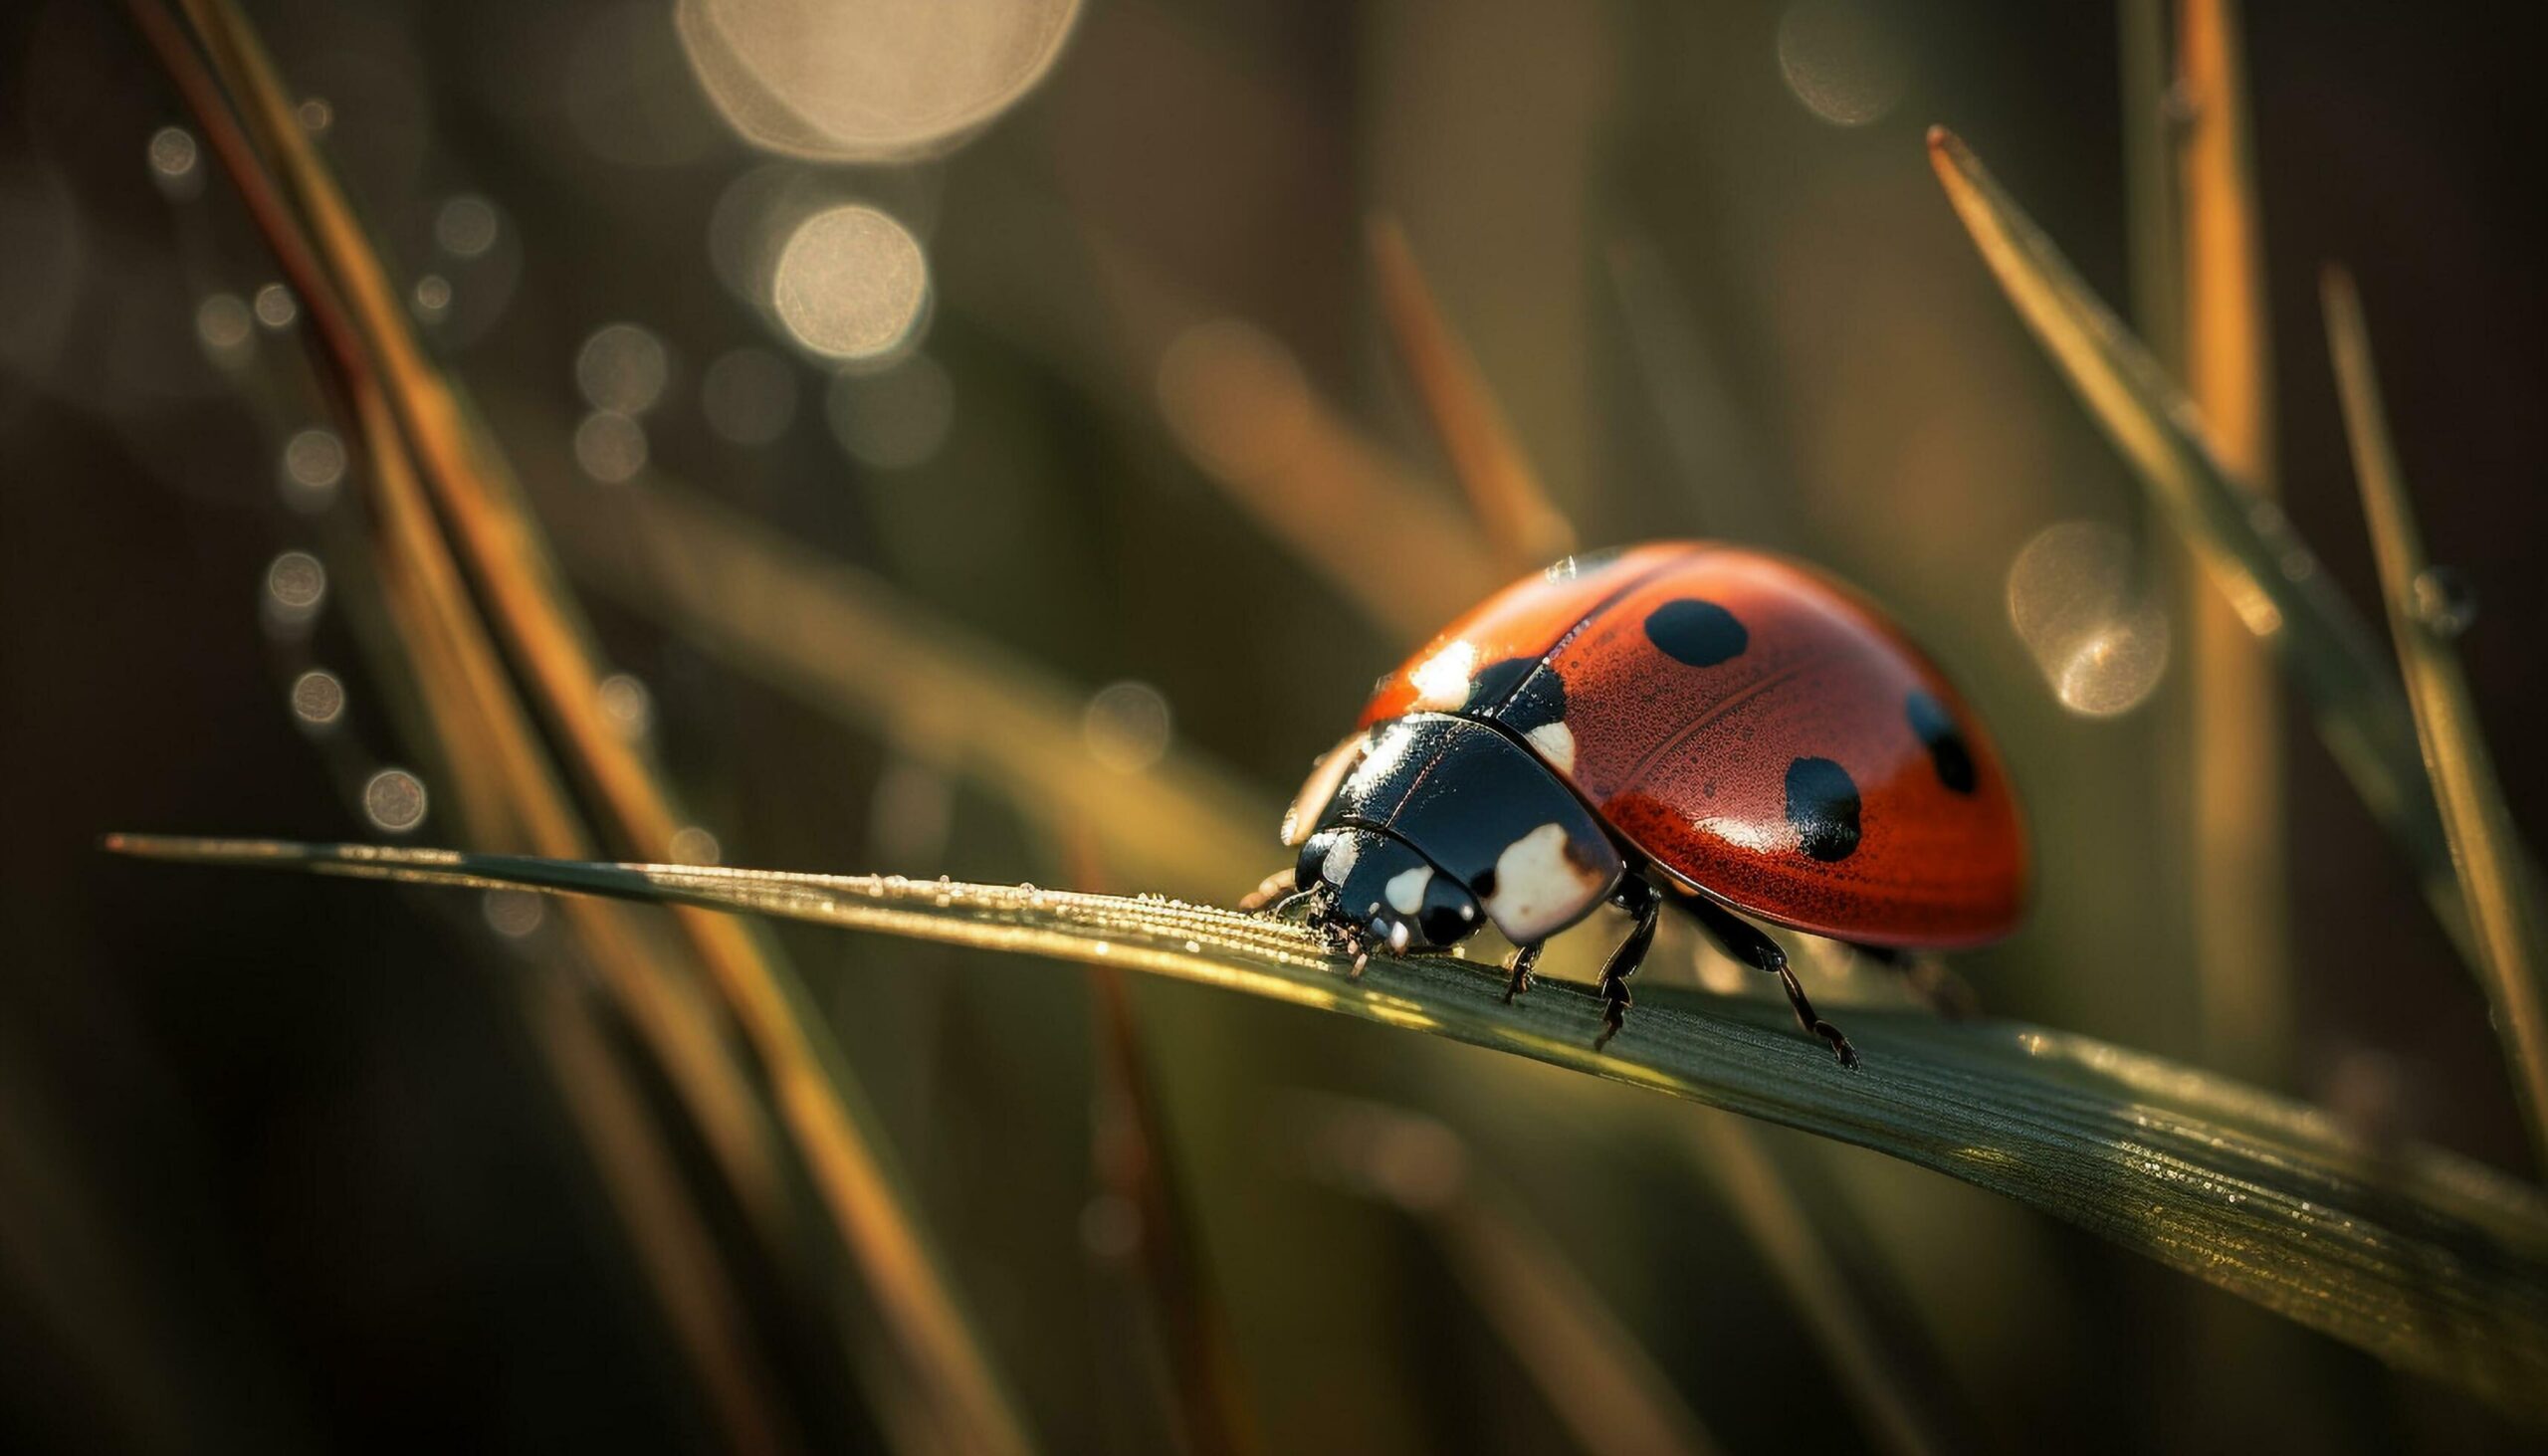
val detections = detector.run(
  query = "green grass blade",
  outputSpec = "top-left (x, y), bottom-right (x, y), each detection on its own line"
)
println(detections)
top-left (2324, 268), bottom-right (2548, 1173)
top-left (1926, 127), bottom-right (2473, 965)
top-left (106, 836), bottom-right (2548, 1419)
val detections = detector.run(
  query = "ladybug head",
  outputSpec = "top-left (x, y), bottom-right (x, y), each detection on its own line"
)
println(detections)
top-left (1297, 826), bottom-right (1483, 954)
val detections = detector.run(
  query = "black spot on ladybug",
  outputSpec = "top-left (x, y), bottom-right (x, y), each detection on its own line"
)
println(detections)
top-left (1785, 757), bottom-right (1861, 862)
top-left (1469, 866), bottom-right (1498, 900)
top-left (1905, 690), bottom-right (1977, 794)
top-left (1645, 599), bottom-right (1748, 667)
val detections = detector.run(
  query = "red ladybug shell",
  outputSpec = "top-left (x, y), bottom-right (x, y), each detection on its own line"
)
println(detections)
top-left (1360, 543), bottom-right (2026, 947)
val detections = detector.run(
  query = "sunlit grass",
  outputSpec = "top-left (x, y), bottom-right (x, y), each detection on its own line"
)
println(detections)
top-left (106, 835), bottom-right (2548, 1419)
top-left (139, 2), bottom-right (1040, 1448)
top-left (2325, 267), bottom-right (2548, 1173)
top-left (1927, 126), bottom-right (2478, 975)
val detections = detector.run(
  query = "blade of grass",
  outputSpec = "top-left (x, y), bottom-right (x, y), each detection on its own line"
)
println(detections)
top-left (1681, 1117), bottom-right (1953, 1456)
top-left (1601, 236), bottom-right (1798, 548)
top-left (106, 836), bottom-right (2548, 1420)
top-left (121, 11), bottom-right (802, 1447)
top-left (156, 4), bottom-right (1039, 1447)
top-left (1926, 126), bottom-right (2477, 968)
top-left (1368, 217), bottom-right (1578, 569)
top-left (529, 472), bottom-right (1270, 901)
top-left (527, 976), bottom-right (798, 1456)
top-left (1088, 970), bottom-right (1257, 1456)
top-left (2118, 0), bottom-right (2184, 369)
top-left (2324, 267), bottom-right (2548, 1173)
top-left (1295, 1098), bottom-right (1720, 1456)
top-left (2173, 0), bottom-right (2290, 1084)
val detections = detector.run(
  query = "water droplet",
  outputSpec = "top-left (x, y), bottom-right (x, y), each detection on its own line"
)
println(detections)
top-left (413, 273), bottom-right (454, 321)
top-left (577, 322), bottom-right (672, 415)
top-left (434, 195), bottom-right (501, 259)
top-left (253, 283), bottom-right (298, 329)
top-left (771, 205), bottom-right (929, 361)
top-left (2410, 565), bottom-right (2476, 640)
top-left (670, 826), bottom-right (722, 865)
top-left (290, 668), bottom-right (345, 728)
top-left (264, 550), bottom-right (327, 628)
top-left (574, 411), bottom-right (649, 482)
top-left (1776, 0), bottom-right (1909, 126)
top-left (278, 430), bottom-right (344, 515)
top-left (484, 889), bottom-right (545, 937)
top-left (362, 767), bottom-right (429, 832)
top-left (196, 294), bottom-right (254, 357)
top-left (146, 126), bottom-right (201, 197)
top-left (598, 673), bottom-right (654, 736)
top-left (297, 97), bottom-right (333, 133)
top-left (1082, 681), bottom-right (1172, 773)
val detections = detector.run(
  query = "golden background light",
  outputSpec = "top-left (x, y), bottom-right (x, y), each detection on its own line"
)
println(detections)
top-left (771, 205), bottom-right (930, 361)
top-left (1776, 0), bottom-right (1909, 126)
top-left (826, 355), bottom-right (953, 468)
top-left (597, 673), bottom-right (655, 737)
top-left (2007, 520), bottom-right (2173, 719)
top-left (1082, 681), bottom-right (1173, 774)
top-left (676, 0), bottom-right (1082, 162)
top-left (702, 346), bottom-right (799, 445)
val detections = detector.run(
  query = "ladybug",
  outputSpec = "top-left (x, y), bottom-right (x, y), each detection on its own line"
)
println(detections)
top-left (1252, 542), bottom-right (2026, 1065)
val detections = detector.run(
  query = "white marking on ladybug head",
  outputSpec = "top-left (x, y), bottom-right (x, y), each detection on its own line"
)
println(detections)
top-left (1383, 918), bottom-right (1410, 953)
top-left (1408, 640), bottom-right (1478, 711)
top-left (1525, 720), bottom-right (1578, 775)
top-left (1319, 832), bottom-right (1362, 886)
top-left (1481, 822), bottom-right (1606, 942)
top-left (1384, 863), bottom-right (1434, 916)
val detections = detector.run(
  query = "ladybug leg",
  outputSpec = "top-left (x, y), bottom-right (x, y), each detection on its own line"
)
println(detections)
top-left (1591, 876), bottom-right (1661, 1052)
top-left (1849, 943), bottom-right (1981, 1021)
top-left (1500, 942), bottom-right (1543, 1003)
top-left (1689, 897), bottom-right (1859, 1069)
top-left (1238, 866), bottom-right (1299, 914)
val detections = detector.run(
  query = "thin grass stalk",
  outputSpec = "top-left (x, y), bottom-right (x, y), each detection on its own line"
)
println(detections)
top-left (2173, 0), bottom-right (2290, 1084)
top-left (1925, 127), bottom-right (2476, 968)
top-left (1682, 1118), bottom-right (1950, 1456)
top-left (1087, 971), bottom-right (1256, 1456)
top-left (2324, 268), bottom-right (2548, 1174)
top-left (102, 838), bottom-right (2548, 1420)
top-left (1368, 217), bottom-right (1577, 569)
top-left (1296, 1099), bottom-right (1720, 1456)
top-left (528, 977), bottom-right (798, 1456)
top-left (149, 5), bottom-right (1038, 1447)
top-left (119, 11), bottom-right (798, 1448)
top-left (1601, 237), bottom-right (1796, 547)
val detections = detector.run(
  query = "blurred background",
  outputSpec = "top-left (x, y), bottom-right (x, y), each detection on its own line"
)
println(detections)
top-left (4, 0), bottom-right (2545, 1451)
